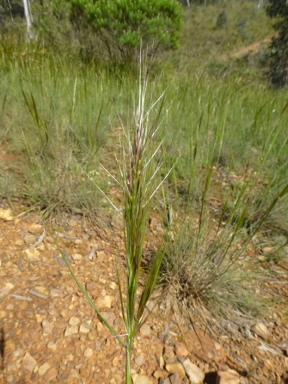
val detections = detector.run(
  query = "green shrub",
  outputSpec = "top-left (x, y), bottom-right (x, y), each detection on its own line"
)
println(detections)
top-left (69, 0), bottom-right (183, 67)
top-left (266, 0), bottom-right (288, 87)
top-left (216, 10), bottom-right (227, 29)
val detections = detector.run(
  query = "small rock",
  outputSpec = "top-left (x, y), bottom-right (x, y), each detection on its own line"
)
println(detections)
top-left (15, 239), bottom-right (24, 246)
top-left (95, 295), bottom-right (113, 309)
top-left (59, 309), bottom-right (68, 318)
top-left (97, 322), bottom-right (103, 332)
top-left (72, 253), bottom-right (82, 261)
top-left (44, 367), bottom-right (58, 382)
top-left (64, 326), bottom-right (78, 337)
top-left (86, 282), bottom-right (98, 291)
top-left (169, 374), bottom-right (181, 384)
top-left (24, 234), bottom-right (36, 244)
top-left (159, 355), bottom-right (165, 369)
top-left (164, 334), bottom-right (171, 344)
top-left (22, 352), bottom-right (37, 372)
top-left (70, 368), bottom-right (80, 378)
top-left (50, 289), bottom-right (62, 297)
top-left (181, 359), bottom-right (205, 384)
top-left (133, 374), bottom-right (154, 384)
top-left (102, 311), bottom-right (116, 325)
top-left (216, 369), bottom-right (240, 384)
top-left (140, 324), bottom-right (151, 337)
top-left (34, 286), bottom-right (46, 300)
top-left (251, 323), bottom-right (269, 339)
top-left (159, 378), bottom-right (171, 384)
top-left (135, 354), bottom-right (145, 367)
top-left (80, 367), bottom-right (90, 378)
top-left (112, 355), bottom-right (119, 367)
top-left (65, 353), bottom-right (74, 362)
top-left (84, 347), bottom-right (93, 358)
top-left (0, 208), bottom-right (13, 221)
top-left (12, 347), bottom-right (22, 358)
top-left (214, 342), bottom-right (222, 351)
top-left (7, 363), bottom-right (17, 373)
top-left (153, 369), bottom-right (168, 379)
top-left (69, 219), bottom-right (78, 227)
top-left (165, 362), bottom-right (186, 378)
top-left (28, 223), bottom-right (43, 235)
top-left (47, 342), bottom-right (57, 351)
top-left (262, 246), bottom-right (273, 255)
top-left (0, 282), bottom-right (14, 299)
top-left (96, 250), bottom-right (106, 262)
top-left (38, 362), bottom-right (51, 376)
top-left (30, 371), bottom-right (39, 381)
top-left (87, 245), bottom-right (99, 261)
top-left (69, 317), bottom-right (80, 326)
top-left (163, 347), bottom-right (176, 364)
top-left (109, 281), bottom-right (118, 290)
top-left (42, 320), bottom-right (53, 336)
top-left (88, 332), bottom-right (96, 341)
top-left (79, 323), bottom-right (91, 334)
top-left (174, 343), bottom-right (189, 358)
top-left (24, 248), bottom-right (40, 261)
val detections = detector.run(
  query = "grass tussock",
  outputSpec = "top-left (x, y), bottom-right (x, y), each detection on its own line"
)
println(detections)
top-left (162, 216), bottom-right (271, 323)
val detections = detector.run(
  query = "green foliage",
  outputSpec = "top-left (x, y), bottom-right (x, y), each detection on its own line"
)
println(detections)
top-left (69, 0), bottom-right (183, 66)
top-left (216, 10), bottom-right (227, 29)
top-left (266, 0), bottom-right (288, 86)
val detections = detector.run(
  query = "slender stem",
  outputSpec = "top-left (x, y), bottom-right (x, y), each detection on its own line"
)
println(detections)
top-left (125, 335), bottom-right (133, 384)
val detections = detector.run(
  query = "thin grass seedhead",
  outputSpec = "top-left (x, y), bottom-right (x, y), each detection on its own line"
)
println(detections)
top-left (54, 49), bottom-right (171, 384)
top-left (115, 49), bottom-right (171, 383)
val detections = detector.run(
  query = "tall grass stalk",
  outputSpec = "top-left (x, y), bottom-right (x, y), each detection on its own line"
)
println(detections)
top-left (118, 52), bottom-right (172, 383)
top-left (57, 53), bottom-right (170, 383)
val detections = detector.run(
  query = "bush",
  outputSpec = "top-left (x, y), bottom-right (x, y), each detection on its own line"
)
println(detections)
top-left (266, 0), bottom-right (288, 87)
top-left (69, 0), bottom-right (183, 67)
top-left (216, 10), bottom-right (227, 29)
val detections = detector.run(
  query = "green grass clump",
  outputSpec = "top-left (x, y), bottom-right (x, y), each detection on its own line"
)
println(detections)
top-left (0, 53), bottom-right (126, 217)
top-left (160, 75), bottom-right (288, 326)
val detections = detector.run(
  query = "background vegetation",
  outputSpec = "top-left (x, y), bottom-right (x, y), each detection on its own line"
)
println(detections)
top-left (266, 0), bottom-right (288, 86)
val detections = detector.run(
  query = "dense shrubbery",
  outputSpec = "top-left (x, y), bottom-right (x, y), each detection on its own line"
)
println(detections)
top-left (69, 0), bottom-right (183, 66)
top-left (266, 0), bottom-right (288, 86)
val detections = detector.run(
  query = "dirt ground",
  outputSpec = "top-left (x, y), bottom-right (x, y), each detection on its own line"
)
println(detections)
top-left (0, 202), bottom-right (287, 384)
top-left (221, 37), bottom-right (272, 61)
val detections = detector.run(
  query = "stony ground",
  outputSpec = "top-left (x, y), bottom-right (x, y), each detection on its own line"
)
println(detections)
top-left (0, 204), bottom-right (287, 384)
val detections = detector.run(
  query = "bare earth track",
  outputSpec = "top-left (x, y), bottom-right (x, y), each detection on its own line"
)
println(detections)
top-left (221, 38), bottom-right (272, 61)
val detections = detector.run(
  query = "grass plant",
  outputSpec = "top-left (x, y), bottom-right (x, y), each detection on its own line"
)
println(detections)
top-left (0, 51), bottom-right (123, 217)
top-left (161, 74), bottom-right (288, 328)
top-left (56, 52), bottom-right (170, 383)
